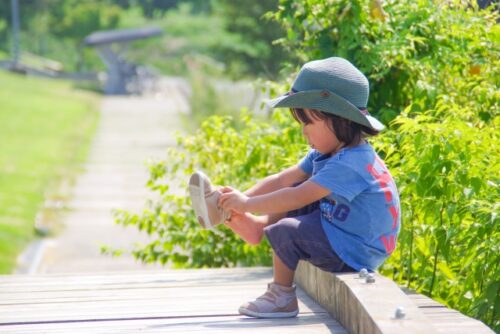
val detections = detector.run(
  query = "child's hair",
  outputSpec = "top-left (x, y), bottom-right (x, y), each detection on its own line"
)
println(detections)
top-left (291, 108), bottom-right (379, 146)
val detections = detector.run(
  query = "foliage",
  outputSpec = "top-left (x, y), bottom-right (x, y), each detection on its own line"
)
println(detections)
top-left (0, 0), bottom-right (38, 41)
top-left (377, 108), bottom-right (499, 330)
top-left (271, 0), bottom-right (499, 124)
top-left (211, 0), bottom-right (294, 79)
top-left (111, 0), bottom-right (290, 78)
top-left (48, 0), bottom-right (121, 41)
top-left (120, 1), bottom-right (290, 79)
top-left (119, 3), bottom-right (238, 76)
top-left (0, 0), bottom-right (122, 72)
top-left (0, 71), bottom-right (99, 274)
top-left (0, 0), bottom-right (288, 78)
top-left (182, 54), bottom-right (235, 129)
top-left (1, 0), bottom-right (122, 44)
top-left (136, 0), bottom-right (183, 18)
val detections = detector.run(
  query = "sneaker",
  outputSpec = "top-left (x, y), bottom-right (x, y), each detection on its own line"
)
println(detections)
top-left (188, 171), bottom-right (231, 229)
top-left (238, 282), bottom-right (299, 318)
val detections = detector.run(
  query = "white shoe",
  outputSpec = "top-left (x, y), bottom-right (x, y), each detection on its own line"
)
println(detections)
top-left (188, 171), bottom-right (230, 229)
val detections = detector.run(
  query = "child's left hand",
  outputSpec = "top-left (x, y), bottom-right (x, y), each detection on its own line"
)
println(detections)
top-left (219, 187), bottom-right (249, 213)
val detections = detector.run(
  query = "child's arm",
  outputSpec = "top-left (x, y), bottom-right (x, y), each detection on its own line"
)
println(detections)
top-left (243, 165), bottom-right (309, 197)
top-left (219, 180), bottom-right (330, 214)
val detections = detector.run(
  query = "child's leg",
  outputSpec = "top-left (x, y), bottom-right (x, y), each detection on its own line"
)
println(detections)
top-left (238, 254), bottom-right (299, 319)
top-left (273, 252), bottom-right (295, 287)
top-left (238, 206), bottom-right (354, 319)
top-left (265, 210), bottom-right (355, 274)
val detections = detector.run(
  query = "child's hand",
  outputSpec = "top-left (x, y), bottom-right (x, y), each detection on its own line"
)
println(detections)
top-left (219, 187), bottom-right (249, 213)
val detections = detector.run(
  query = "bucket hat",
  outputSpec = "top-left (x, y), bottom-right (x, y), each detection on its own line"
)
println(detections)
top-left (267, 57), bottom-right (384, 131)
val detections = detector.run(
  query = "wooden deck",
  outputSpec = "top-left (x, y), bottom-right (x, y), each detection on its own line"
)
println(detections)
top-left (0, 268), bottom-right (346, 333)
top-left (0, 267), bottom-right (493, 333)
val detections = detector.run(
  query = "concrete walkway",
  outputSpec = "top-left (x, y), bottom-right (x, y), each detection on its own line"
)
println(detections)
top-left (18, 77), bottom-right (190, 274)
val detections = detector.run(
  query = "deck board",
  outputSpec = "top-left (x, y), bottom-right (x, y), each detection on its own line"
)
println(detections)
top-left (0, 268), bottom-right (347, 334)
top-left (407, 292), bottom-right (493, 334)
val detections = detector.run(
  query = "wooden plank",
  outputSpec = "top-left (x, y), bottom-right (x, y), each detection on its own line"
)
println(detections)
top-left (0, 314), bottom-right (347, 334)
top-left (0, 269), bottom-right (276, 293)
top-left (0, 287), bottom-right (324, 323)
top-left (0, 267), bottom-right (273, 288)
top-left (0, 284), bottom-right (274, 304)
top-left (405, 292), bottom-right (444, 308)
top-left (407, 293), bottom-right (494, 334)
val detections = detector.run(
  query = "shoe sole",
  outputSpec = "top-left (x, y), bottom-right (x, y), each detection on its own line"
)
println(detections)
top-left (188, 172), bottom-right (213, 229)
top-left (238, 307), bottom-right (299, 319)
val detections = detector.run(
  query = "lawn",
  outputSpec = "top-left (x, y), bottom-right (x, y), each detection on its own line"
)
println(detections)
top-left (0, 70), bottom-right (99, 274)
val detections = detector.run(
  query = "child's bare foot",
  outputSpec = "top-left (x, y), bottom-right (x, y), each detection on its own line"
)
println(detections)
top-left (225, 212), bottom-right (265, 245)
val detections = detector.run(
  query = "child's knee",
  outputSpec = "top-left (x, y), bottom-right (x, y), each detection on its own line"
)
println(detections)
top-left (264, 218), bottom-right (299, 240)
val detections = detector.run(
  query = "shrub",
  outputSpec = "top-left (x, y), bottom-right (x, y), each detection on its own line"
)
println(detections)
top-left (271, 0), bottom-right (499, 123)
top-left (377, 107), bottom-right (499, 330)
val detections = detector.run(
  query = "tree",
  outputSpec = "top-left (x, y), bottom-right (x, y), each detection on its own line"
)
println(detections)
top-left (212, 0), bottom-right (294, 79)
top-left (48, 0), bottom-right (121, 41)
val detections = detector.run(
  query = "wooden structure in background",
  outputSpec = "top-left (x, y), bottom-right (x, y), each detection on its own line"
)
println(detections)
top-left (83, 27), bottom-right (162, 95)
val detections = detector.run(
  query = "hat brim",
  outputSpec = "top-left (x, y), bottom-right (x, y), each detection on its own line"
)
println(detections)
top-left (267, 90), bottom-right (385, 131)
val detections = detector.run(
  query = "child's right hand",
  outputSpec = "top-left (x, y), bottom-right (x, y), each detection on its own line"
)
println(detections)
top-left (219, 187), bottom-right (249, 214)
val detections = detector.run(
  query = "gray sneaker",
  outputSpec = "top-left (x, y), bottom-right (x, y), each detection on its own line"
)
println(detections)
top-left (188, 171), bottom-right (230, 229)
top-left (239, 282), bottom-right (299, 318)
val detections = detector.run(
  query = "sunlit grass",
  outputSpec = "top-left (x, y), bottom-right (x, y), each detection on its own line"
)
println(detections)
top-left (0, 71), bottom-right (100, 273)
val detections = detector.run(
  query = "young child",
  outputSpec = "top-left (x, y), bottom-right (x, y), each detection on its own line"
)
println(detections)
top-left (189, 57), bottom-right (400, 319)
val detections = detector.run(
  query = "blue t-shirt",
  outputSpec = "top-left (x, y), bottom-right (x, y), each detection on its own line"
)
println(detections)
top-left (299, 143), bottom-right (400, 271)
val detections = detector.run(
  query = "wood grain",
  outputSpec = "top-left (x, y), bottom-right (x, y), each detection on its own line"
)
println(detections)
top-left (294, 261), bottom-right (494, 334)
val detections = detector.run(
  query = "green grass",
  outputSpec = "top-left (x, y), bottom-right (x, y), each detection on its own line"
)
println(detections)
top-left (0, 71), bottom-right (99, 274)
top-left (0, 50), bottom-right (8, 60)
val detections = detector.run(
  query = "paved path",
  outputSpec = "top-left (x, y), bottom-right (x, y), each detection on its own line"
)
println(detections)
top-left (18, 78), bottom-right (190, 274)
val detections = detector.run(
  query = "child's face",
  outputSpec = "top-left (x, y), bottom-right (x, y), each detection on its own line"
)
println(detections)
top-left (300, 109), bottom-right (342, 155)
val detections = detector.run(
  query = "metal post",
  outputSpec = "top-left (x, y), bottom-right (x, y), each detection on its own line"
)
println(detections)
top-left (11, 0), bottom-right (20, 66)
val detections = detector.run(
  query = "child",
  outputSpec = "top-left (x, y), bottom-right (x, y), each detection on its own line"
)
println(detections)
top-left (189, 57), bottom-right (400, 319)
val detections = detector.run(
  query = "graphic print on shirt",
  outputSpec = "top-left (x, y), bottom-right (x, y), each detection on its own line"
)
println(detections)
top-left (366, 156), bottom-right (399, 254)
top-left (320, 198), bottom-right (350, 223)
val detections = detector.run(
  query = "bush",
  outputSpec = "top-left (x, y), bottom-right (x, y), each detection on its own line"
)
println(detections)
top-left (377, 107), bottom-right (499, 330)
top-left (272, 0), bottom-right (499, 123)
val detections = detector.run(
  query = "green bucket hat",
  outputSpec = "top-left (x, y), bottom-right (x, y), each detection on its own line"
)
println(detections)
top-left (268, 57), bottom-right (384, 131)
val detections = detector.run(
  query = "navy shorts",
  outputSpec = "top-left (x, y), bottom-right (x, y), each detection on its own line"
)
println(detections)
top-left (264, 203), bottom-right (355, 273)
